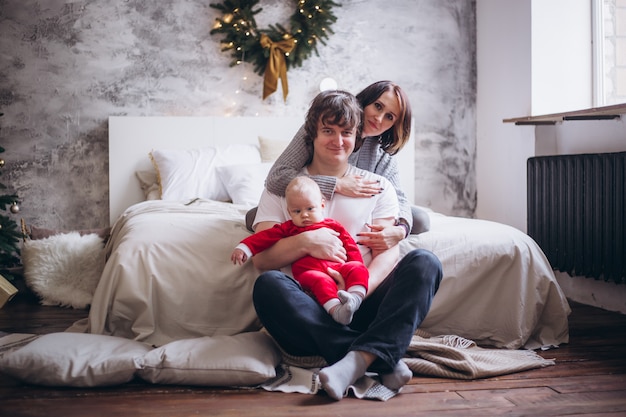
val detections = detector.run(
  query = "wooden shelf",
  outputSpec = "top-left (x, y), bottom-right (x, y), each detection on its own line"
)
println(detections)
top-left (503, 103), bottom-right (626, 125)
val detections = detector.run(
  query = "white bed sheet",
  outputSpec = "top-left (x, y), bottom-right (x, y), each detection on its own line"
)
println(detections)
top-left (72, 200), bottom-right (570, 350)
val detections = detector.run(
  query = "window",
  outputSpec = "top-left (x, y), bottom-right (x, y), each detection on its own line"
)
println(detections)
top-left (593, 0), bottom-right (626, 106)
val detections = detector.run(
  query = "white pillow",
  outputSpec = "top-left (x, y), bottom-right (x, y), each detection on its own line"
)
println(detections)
top-left (22, 232), bottom-right (105, 309)
top-left (135, 331), bottom-right (281, 387)
top-left (217, 162), bottom-right (272, 207)
top-left (150, 146), bottom-right (217, 201)
top-left (150, 144), bottom-right (261, 202)
top-left (0, 333), bottom-right (152, 387)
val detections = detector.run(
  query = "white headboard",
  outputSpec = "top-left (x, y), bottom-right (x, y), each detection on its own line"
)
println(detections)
top-left (108, 116), bottom-right (415, 225)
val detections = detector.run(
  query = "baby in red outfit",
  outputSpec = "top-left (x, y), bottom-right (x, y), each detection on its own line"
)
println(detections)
top-left (231, 176), bottom-right (368, 325)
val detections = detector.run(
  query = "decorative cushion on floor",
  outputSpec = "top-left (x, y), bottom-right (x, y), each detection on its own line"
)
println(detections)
top-left (21, 231), bottom-right (106, 309)
top-left (135, 331), bottom-right (281, 387)
top-left (0, 332), bottom-right (152, 387)
top-left (27, 225), bottom-right (111, 242)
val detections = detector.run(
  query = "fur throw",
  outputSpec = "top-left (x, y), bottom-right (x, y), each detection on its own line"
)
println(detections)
top-left (22, 232), bottom-right (106, 309)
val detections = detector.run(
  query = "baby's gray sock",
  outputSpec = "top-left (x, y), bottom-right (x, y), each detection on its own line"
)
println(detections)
top-left (330, 290), bottom-right (362, 325)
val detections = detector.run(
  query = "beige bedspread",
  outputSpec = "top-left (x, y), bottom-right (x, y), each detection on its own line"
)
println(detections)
top-left (405, 212), bottom-right (571, 350)
top-left (71, 200), bottom-right (570, 350)
top-left (72, 200), bottom-right (262, 347)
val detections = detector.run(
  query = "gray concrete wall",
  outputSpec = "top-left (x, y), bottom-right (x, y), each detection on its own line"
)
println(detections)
top-left (0, 0), bottom-right (476, 229)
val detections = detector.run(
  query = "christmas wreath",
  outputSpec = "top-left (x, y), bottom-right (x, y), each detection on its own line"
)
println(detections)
top-left (209, 0), bottom-right (340, 100)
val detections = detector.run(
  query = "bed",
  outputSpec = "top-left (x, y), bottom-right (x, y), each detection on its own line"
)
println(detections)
top-left (78, 116), bottom-right (570, 351)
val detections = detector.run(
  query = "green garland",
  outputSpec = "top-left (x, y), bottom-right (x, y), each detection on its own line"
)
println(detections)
top-left (209, 0), bottom-right (339, 76)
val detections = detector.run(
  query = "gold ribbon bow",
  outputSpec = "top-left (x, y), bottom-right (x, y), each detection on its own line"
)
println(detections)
top-left (260, 33), bottom-right (295, 101)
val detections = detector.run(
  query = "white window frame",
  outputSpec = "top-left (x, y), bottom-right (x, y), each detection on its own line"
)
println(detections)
top-left (593, 0), bottom-right (626, 106)
top-left (592, 0), bottom-right (605, 106)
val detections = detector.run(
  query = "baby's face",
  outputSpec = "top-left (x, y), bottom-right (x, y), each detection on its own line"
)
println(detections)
top-left (286, 191), bottom-right (325, 227)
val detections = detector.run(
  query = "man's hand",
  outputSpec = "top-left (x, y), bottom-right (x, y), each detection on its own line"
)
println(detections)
top-left (304, 228), bottom-right (347, 263)
top-left (251, 222), bottom-right (346, 271)
top-left (326, 267), bottom-right (346, 291)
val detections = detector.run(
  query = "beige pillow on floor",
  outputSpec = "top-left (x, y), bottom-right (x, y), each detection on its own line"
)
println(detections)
top-left (135, 331), bottom-right (281, 387)
top-left (0, 333), bottom-right (151, 387)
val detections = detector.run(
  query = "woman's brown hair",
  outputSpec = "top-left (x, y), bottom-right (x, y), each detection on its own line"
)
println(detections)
top-left (356, 80), bottom-right (412, 155)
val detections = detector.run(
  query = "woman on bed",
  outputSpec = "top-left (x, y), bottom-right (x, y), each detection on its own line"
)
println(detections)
top-left (259, 80), bottom-right (430, 247)
top-left (251, 90), bottom-right (442, 400)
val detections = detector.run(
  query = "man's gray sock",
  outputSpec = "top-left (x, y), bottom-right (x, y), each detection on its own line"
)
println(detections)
top-left (319, 351), bottom-right (368, 401)
top-left (380, 360), bottom-right (412, 391)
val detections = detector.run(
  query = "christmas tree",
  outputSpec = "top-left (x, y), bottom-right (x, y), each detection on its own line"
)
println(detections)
top-left (0, 112), bottom-right (22, 281)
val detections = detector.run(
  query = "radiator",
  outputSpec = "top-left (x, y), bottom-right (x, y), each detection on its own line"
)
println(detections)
top-left (527, 151), bottom-right (626, 284)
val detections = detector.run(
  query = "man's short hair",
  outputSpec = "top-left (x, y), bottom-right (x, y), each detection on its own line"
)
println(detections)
top-left (303, 90), bottom-right (363, 153)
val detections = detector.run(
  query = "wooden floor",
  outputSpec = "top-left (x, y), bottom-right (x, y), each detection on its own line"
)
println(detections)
top-left (1, 288), bottom-right (626, 417)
